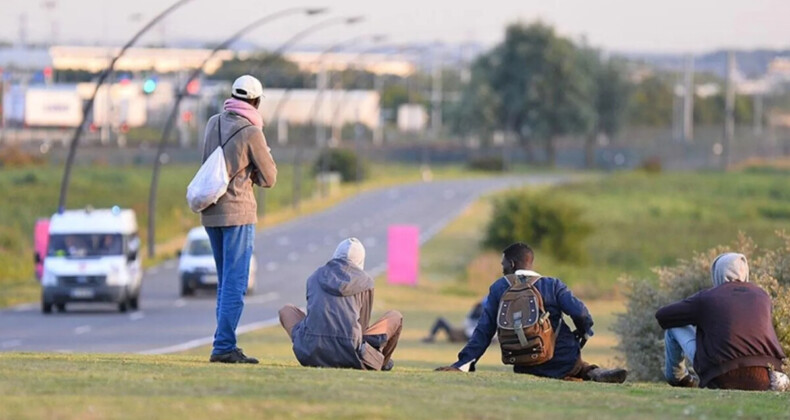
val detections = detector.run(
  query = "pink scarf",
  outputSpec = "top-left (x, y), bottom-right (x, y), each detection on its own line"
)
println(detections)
top-left (223, 98), bottom-right (264, 128)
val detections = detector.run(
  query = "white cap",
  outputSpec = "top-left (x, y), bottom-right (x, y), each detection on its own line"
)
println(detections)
top-left (231, 75), bottom-right (263, 100)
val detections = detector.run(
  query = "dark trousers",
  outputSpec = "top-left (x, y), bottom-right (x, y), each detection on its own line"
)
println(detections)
top-left (427, 317), bottom-right (468, 343)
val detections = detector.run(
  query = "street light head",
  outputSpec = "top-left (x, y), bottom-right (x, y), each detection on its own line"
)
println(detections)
top-left (305, 8), bottom-right (328, 16)
top-left (345, 16), bottom-right (365, 24)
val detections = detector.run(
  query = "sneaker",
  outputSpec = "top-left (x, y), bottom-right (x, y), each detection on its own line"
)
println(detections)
top-left (382, 359), bottom-right (394, 371)
top-left (209, 348), bottom-right (259, 364)
top-left (589, 368), bottom-right (628, 384)
top-left (668, 373), bottom-right (699, 388)
top-left (421, 336), bottom-right (435, 343)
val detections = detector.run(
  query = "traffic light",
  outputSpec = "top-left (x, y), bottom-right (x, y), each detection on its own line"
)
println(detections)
top-left (142, 78), bottom-right (157, 94)
top-left (185, 79), bottom-right (200, 96)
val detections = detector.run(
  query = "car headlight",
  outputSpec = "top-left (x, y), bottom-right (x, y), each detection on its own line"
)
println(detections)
top-left (41, 271), bottom-right (57, 287)
top-left (105, 272), bottom-right (125, 286)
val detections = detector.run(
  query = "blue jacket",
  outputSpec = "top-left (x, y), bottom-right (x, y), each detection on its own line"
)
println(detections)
top-left (452, 274), bottom-right (594, 378)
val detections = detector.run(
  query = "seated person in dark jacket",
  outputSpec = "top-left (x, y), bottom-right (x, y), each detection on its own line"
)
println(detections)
top-left (655, 253), bottom-right (787, 390)
top-left (422, 300), bottom-right (485, 343)
top-left (436, 242), bottom-right (627, 383)
top-left (279, 238), bottom-right (402, 371)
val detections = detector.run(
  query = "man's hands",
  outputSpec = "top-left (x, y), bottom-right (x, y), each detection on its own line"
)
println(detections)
top-left (435, 366), bottom-right (462, 372)
top-left (573, 329), bottom-right (590, 349)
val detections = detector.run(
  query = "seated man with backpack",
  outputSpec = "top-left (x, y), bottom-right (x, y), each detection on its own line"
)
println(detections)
top-left (436, 242), bottom-right (627, 383)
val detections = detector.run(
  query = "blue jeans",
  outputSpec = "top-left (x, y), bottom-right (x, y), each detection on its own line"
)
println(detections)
top-left (664, 326), bottom-right (697, 382)
top-left (206, 224), bottom-right (254, 355)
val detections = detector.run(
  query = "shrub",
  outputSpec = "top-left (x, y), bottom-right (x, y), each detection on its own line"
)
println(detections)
top-left (637, 156), bottom-right (662, 173)
top-left (613, 233), bottom-right (790, 381)
top-left (483, 191), bottom-right (592, 264)
top-left (312, 148), bottom-right (368, 182)
top-left (0, 147), bottom-right (45, 167)
top-left (468, 156), bottom-right (505, 172)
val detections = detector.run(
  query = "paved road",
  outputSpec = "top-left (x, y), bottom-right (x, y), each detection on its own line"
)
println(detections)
top-left (0, 174), bottom-right (565, 355)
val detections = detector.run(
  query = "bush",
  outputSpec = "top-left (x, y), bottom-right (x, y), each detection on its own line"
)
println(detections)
top-left (468, 156), bottom-right (505, 172)
top-left (312, 148), bottom-right (368, 182)
top-left (613, 233), bottom-right (790, 381)
top-left (483, 191), bottom-right (592, 263)
top-left (0, 147), bottom-right (45, 167)
top-left (637, 156), bottom-right (662, 173)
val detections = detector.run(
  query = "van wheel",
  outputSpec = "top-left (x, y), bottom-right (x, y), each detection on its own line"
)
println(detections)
top-left (118, 299), bottom-right (128, 313)
top-left (56, 303), bottom-right (66, 312)
top-left (129, 295), bottom-right (139, 311)
top-left (42, 302), bottom-right (53, 314)
top-left (181, 282), bottom-right (193, 297)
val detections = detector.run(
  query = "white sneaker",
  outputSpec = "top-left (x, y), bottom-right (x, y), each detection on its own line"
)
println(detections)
top-left (770, 371), bottom-right (790, 392)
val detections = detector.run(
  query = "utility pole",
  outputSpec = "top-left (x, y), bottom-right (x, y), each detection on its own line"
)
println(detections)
top-left (430, 50), bottom-right (443, 141)
top-left (722, 50), bottom-right (735, 170)
top-left (682, 54), bottom-right (695, 142)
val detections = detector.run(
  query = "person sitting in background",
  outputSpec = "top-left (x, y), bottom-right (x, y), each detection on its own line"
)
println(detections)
top-left (279, 238), bottom-right (403, 371)
top-left (422, 300), bottom-right (485, 343)
top-left (436, 242), bottom-right (628, 383)
top-left (655, 253), bottom-right (787, 390)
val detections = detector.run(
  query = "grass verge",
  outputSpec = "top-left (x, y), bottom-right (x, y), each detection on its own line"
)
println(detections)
top-left (1, 190), bottom-right (787, 419)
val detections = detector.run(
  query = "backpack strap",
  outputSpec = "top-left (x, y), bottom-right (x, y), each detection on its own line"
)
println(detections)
top-left (512, 311), bottom-right (529, 347)
top-left (217, 116), bottom-right (253, 149)
top-left (505, 274), bottom-right (541, 287)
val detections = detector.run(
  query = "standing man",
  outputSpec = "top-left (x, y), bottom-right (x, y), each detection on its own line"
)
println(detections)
top-left (202, 75), bottom-right (277, 364)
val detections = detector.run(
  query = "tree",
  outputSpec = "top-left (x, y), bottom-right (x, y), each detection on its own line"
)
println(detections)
top-left (210, 53), bottom-right (308, 89)
top-left (627, 75), bottom-right (674, 127)
top-left (451, 22), bottom-right (595, 165)
top-left (582, 52), bottom-right (630, 168)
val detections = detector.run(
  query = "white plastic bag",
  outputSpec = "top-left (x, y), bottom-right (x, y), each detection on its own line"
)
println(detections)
top-left (186, 146), bottom-right (229, 213)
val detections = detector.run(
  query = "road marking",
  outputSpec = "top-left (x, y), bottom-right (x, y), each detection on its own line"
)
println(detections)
top-left (287, 252), bottom-right (299, 262)
top-left (129, 312), bottom-right (145, 321)
top-left (174, 299), bottom-right (187, 308)
top-left (277, 236), bottom-right (290, 246)
top-left (74, 325), bottom-right (92, 335)
top-left (246, 292), bottom-right (280, 304)
top-left (1, 339), bottom-right (22, 349)
top-left (265, 262), bottom-right (279, 272)
top-left (139, 316), bottom-right (284, 355)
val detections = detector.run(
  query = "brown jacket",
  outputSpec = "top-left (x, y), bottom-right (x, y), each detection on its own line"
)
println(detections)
top-left (200, 111), bottom-right (277, 227)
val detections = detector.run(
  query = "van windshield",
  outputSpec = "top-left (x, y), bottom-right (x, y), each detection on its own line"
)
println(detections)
top-left (48, 234), bottom-right (123, 258)
top-left (188, 239), bottom-right (213, 256)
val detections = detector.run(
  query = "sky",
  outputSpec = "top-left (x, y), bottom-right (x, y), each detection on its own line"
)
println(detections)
top-left (0, 0), bottom-right (788, 53)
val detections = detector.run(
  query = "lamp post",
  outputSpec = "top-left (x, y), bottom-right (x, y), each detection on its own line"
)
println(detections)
top-left (146, 7), bottom-right (327, 257)
top-left (57, 0), bottom-right (194, 212)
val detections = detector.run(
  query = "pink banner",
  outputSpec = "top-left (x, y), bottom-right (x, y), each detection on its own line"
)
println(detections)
top-left (387, 225), bottom-right (419, 285)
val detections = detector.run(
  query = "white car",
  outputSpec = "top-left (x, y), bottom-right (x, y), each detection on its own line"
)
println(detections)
top-left (178, 227), bottom-right (256, 297)
top-left (40, 207), bottom-right (142, 313)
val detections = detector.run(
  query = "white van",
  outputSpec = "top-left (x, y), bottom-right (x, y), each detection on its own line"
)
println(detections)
top-left (40, 207), bottom-right (142, 313)
top-left (178, 227), bottom-right (256, 297)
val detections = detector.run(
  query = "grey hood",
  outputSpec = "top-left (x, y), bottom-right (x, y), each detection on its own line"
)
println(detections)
top-left (711, 252), bottom-right (749, 287)
top-left (317, 259), bottom-right (374, 297)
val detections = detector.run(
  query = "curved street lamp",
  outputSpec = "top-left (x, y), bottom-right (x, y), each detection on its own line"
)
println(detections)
top-left (146, 6), bottom-right (327, 257)
top-left (57, 0), bottom-right (194, 212)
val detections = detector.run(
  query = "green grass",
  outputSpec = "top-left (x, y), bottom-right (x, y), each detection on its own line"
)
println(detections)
top-left (0, 162), bottom-right (473, 307)
top-left (1, 192), bottom-right (787, 419)
top-left (517, 171), bottom-right (790, 297)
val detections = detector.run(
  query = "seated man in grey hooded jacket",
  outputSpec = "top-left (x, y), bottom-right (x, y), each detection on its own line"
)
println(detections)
top-left (279, 238), bottom-right (402, 370)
